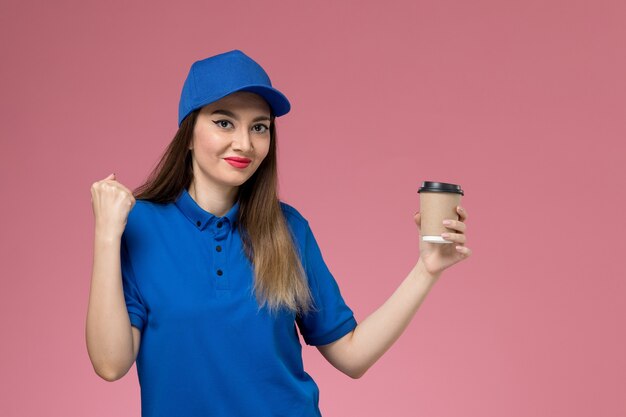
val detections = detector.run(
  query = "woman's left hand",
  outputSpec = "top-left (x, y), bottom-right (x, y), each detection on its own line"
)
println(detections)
top-left (414, 205), bottom-right (472, 277)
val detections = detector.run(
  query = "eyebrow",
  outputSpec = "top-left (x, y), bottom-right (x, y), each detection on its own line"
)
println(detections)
top-left (210, 109), bottom-right (271, 122)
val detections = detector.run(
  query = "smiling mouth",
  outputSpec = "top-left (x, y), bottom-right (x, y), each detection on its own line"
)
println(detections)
top-left (224, 157), bottom-right (252, 163)
top-left (224, 159), bottom-right (251, 168)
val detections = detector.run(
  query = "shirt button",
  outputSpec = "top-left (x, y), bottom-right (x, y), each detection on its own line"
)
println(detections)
top-left (216, 245), bottom-right (222, 252)
top-left (216, 269), bottom-right (223, 276)
top-left (196, 220), bottom-right (201, 227)
top-left (216, 221), bottom-right (223, 228)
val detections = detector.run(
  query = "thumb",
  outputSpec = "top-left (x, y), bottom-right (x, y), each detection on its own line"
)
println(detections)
top-left (106, 172), bottom-right (115, 180)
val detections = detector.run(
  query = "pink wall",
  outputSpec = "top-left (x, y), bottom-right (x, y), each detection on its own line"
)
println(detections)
top-left (1, 0), bottom-right (624, 416)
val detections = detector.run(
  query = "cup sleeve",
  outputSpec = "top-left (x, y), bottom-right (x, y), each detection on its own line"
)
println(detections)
top-left (296, 222), bottom-right (357, 346)
top-left (120, 234), bottom-right (147, 332)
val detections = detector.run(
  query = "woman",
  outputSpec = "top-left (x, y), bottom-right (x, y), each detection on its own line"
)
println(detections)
top-left (86, 49), bottom-right (472, 417)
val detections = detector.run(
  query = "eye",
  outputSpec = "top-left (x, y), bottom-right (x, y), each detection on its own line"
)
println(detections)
top-left (212, 120), bottom-right (233, 129)
top-left (252, 124), bottom-right (269, 134)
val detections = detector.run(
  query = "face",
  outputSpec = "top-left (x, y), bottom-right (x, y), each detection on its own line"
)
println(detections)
top-left (189, 91), bottom-right (272, 193)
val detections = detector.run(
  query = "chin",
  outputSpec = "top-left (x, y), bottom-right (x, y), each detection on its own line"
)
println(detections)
top-left (220, 175), bottom-right (251, 188)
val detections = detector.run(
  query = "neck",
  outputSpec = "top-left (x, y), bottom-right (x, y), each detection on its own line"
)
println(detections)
top-left (188, 180), bottom-right (238, 218)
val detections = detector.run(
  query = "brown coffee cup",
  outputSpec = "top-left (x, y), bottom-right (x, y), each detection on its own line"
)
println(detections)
top-left (417, 181), bottom-right (464, 244)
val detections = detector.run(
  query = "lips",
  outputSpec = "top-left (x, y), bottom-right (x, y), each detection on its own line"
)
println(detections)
top-left (224, 157), bottom-right (251, 163)
top-left (224, 158), bottom-right (251, 169)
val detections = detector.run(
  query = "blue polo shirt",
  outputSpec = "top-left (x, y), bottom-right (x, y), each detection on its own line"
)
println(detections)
top-left (120, 187), bottom-right (358, 417)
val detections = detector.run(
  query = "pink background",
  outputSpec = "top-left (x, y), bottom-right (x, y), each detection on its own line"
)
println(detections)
top-left (1, 0), bottom-right (624, 416)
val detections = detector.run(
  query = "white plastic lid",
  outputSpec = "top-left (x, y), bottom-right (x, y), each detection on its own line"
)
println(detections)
top-left (422, 236), bottom-right (453, 244)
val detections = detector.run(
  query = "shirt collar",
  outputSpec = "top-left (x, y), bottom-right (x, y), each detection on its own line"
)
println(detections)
top-left (174, 187), bottom-right (240, 231)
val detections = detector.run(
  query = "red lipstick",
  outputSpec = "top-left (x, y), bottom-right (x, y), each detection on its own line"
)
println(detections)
top-left (224, 157), bottom-right (251, 168)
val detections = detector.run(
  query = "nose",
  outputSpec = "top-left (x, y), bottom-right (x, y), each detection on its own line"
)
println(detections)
top-left (232, 128), bottom-right (253, 152)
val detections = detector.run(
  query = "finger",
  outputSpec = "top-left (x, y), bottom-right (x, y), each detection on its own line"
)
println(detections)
top-left (457, 205), bottom-right (468, 221)
top-left (444, 219), bottom-right (466, 233)
top-left (441, 232), bottom-right (467, 244)
top-left (455, 245), bottom-right (472, 256)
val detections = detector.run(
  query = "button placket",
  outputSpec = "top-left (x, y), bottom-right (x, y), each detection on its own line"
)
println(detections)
top-left (211, 218), bottom-right (230, 290)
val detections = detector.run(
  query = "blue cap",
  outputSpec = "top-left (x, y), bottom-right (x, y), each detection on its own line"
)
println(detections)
top-left (178, 49), bottom-right (291, 127)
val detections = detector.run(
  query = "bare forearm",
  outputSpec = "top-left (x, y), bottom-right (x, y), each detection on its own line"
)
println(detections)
top-left (349, 259), bottom-right (440, 378)
top-left (85, 233), bottom-right (134, 381)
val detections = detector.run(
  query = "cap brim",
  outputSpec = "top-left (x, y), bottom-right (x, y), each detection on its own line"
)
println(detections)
top-left (178, 84), bottom-right (291, 127)
top-left (232, 85), bottom-right (291, 117)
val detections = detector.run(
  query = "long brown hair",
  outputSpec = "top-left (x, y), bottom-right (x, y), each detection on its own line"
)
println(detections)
top-left (133, 109), bottom-right (316, 318)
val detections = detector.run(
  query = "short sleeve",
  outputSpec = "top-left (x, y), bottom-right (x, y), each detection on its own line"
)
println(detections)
top-left (120, 233), bottom-right (147, 332)
top-left (296, 222), bottom-right (357, 346)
